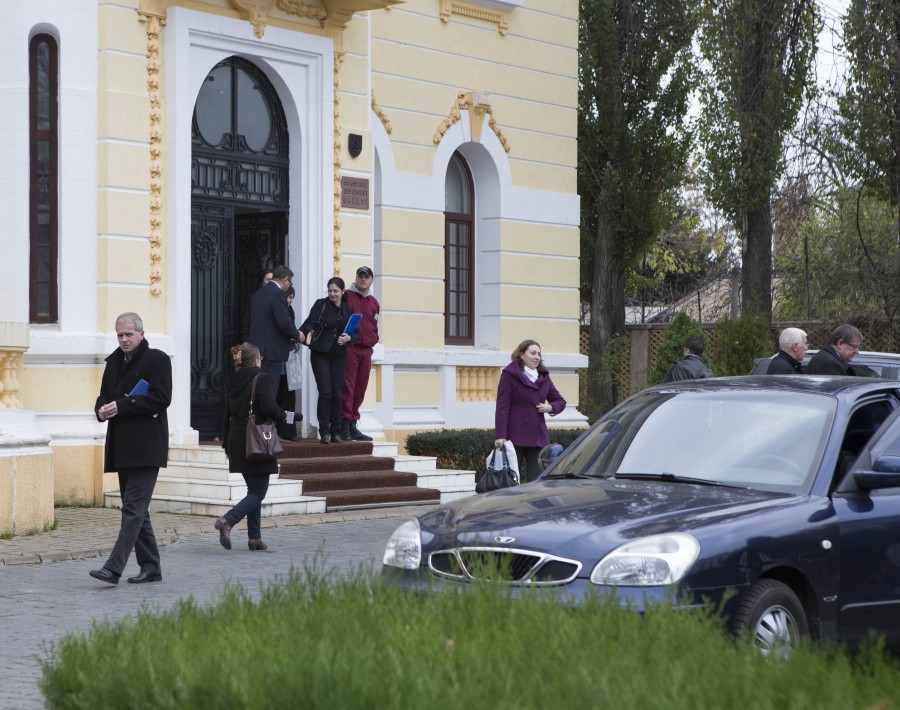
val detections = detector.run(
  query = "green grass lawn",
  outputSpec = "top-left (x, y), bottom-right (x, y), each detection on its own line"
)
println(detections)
top-left (40, 563), bottom-right (900, 709)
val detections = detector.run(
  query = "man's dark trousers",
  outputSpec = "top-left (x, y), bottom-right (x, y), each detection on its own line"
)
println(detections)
top-left (260, 358), bottom-right (295, 439)
top-left (105, 466), bottom-right (160, 575)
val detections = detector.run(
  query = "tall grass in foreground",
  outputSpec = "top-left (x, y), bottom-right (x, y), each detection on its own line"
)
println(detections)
top-left (41, 565), bottom-right (900, 709)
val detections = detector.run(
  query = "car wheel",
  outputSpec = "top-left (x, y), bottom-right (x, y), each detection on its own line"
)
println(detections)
top-left (733, 579), bottom-right (808, 658)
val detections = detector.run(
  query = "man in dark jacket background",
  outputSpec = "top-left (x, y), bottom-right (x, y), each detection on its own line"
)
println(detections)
top-left (89, 312), bottom-right (172, 585)
top-left (806, 324), bottom-right (863, 375)
top-left (766, 327), bottom-right (808, 374)
top-left (664, 335), bottom-right (714, 382)
top-left (248, 264), bottom-right (303, 439)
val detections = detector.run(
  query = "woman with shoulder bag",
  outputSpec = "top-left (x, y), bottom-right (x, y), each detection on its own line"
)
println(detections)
top-left (494, 339), bottom-right (567, 483)
top-left (216, 342), bottom-right (286, 551)
top-left (300, 276), bottom-right (358, 444)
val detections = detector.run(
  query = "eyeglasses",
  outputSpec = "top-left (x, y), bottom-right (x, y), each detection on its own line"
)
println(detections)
top-left (841, 340), bottom-right (861, 351)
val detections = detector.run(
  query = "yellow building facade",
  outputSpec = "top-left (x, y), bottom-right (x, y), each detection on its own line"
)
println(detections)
top-left (0, 0), bottom-right (584, 532)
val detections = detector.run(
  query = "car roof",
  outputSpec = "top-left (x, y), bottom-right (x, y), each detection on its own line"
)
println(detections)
top-left (750, 350), bottom-right (900, 376)
top-left (652, 374), bottom-right (900, 397)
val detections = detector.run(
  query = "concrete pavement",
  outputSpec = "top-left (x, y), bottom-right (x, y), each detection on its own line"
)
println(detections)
top-left (0, 505), bottom-right (430, 710)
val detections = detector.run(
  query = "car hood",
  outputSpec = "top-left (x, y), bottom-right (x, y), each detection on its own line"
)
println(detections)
top-left (419, 478), bottom-right (803, 557)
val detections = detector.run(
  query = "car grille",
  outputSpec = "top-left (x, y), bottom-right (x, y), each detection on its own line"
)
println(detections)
top-left (428, 547), bottom-right (581, 585)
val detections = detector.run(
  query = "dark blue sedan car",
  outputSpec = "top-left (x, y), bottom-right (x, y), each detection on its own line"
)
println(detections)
top-left (382, 376), bottom-right (900, 655)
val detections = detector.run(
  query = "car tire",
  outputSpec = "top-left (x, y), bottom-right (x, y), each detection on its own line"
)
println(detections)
top-left (733, 579), bottom-right (808, 657)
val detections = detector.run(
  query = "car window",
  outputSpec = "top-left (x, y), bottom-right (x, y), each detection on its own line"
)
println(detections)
top-left (833, 400), bottom-right (896, 485)
top-left (832, 401), bottom-right (900, 494)
top-left (555, 390), bottom-right (835, 492)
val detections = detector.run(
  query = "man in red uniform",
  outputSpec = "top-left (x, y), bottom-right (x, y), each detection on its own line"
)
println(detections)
top-left (341, 266), bottom-right (379, 441)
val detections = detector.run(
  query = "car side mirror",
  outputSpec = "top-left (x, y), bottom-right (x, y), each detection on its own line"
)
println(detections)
top-left (854, 455), bottom-right (900, 490)
top-left (538, 443), bottom-right (564, 471)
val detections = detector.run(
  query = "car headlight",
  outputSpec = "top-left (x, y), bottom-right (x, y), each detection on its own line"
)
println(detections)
top-left (383, 518), bottom-right (422, 569)
top-left (590, 533), bottom-right (700, 586)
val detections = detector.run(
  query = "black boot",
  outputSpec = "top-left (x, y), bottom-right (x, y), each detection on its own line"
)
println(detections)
top-left (320, 430), bottom-right (331, 444)
top-left (348, 420), bottom-right (373, 442)
top-left (331, 427), bottom-right (343, 443)
top-left (341, 418), bottom-right (351, 441)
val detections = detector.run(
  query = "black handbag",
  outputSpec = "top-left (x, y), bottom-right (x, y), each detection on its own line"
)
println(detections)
top-left (305, 300), bottom-right (329, 352)
top-left (245, 373), bottom-right (284, 461)
top-left (476, 447), bottom-right (519, 493)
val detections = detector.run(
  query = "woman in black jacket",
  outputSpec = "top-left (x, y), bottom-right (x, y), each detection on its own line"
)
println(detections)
top-left (300, 276), bottom-right (358, 444)
top-left (217, 342), bottom-right (286, 551)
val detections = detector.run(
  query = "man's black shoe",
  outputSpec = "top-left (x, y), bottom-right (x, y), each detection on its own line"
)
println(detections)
top-left (127, 569), bottom-right (162, 584)
top-left (89, 568), bottom-right (120, 585)
top-left (320, 432), bottom-right (331, 444)
top-left (348, 421), bottom-right (373, 442)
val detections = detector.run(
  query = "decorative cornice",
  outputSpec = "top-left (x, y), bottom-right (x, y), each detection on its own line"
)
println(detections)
top-left (138, 8), bottom-right (167, 296)
top-left (371, 92), bottom-right (393, 135)
top-left (439, 0), bottom-right (510, 35)
top-left (433, 91), bottom-right (510, 152)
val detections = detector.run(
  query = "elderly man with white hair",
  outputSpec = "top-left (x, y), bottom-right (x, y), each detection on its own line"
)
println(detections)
top-left (766, 327), bottom-right (808, 375)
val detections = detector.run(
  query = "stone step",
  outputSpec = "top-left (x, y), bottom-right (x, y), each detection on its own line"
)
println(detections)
top-left (153, 474), bottom-right (306, 501)
top-left (114, 441), bottom-right (476, 517)
top-left (104, 491), bottom-right (327, 517)
top-left (282, 469), bottom-right (419, 493)
top-left (320, 486), bottom-right (442, 510)
top-left (279, 455), bottom-right (395, 476)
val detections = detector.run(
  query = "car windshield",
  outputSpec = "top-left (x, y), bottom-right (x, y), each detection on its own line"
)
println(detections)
top-left (551, 390), bottom-right (835, 492)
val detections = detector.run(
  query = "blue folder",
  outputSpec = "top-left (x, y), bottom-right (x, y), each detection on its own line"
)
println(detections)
top-left (342, 314), bottom-right (362, 336)
top-left (129, 379), bottom-right (150, 396)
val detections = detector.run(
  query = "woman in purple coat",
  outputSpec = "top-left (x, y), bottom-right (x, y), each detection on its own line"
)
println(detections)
top-left (494, 339), bottom-right (567, 482)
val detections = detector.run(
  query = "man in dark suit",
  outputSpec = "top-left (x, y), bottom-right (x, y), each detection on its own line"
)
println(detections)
top-left (248, 264), bottom-right (304, 439)
top-left (664, 335), bottom-right (714, 382)
top-left (90, 312), bottom-right (172, 585)
top-left (806, 324), bottom-right (863, 375)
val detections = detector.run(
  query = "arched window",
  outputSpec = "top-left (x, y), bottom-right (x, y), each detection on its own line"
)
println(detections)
top-left (445, 152), bottom-right (474, 345)
top-left (29, 33), bottom-right (58, 323)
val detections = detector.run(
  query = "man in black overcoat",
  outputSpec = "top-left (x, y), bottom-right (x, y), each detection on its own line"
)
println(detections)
top-left (664, 335), bottom-right (714, 382)
top-left (766, 327), bottom-right (808, 375)
top-left (89, 312), bottom-right (172, 585)
top-left (806, 324), bottom-right (863, 376)
top-left (248, 264), bottom-right (304, 439)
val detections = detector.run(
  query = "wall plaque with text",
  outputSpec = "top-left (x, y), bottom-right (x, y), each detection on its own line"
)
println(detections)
top-left (340, 176), bottom-right (370, 210)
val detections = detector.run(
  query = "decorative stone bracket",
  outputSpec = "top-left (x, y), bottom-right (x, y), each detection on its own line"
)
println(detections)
top-left (433, 91), bottom-right (511, 152)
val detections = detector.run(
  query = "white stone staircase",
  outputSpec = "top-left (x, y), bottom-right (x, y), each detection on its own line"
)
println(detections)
top-left (104, 441), bottom-right (476, 516)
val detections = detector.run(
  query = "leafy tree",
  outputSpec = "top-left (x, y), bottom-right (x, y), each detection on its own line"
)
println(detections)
top-left (627, 165), bottom-right (733, 315)
top-left (696, 0), bottom-right (819, 320)
top-left (821, 1), bottom-right (900, 323)
top-left (579, 0), bottom-right (695, 415)
top-left (773, 186), bottom-right (900, 321)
